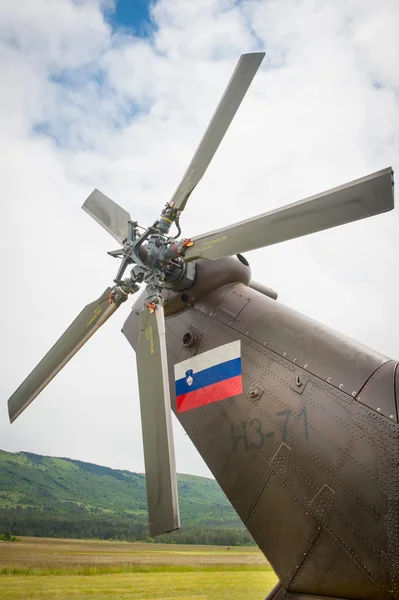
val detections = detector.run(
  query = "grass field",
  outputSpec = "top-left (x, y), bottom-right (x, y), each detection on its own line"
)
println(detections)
top-left (0, 537), bottom-right (278, 599)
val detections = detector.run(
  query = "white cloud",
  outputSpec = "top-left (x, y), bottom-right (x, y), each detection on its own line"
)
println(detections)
top-left (1, 0), bottom-right (398, 478)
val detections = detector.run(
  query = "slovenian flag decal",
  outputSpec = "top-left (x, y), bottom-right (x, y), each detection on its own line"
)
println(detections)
top-left (174, 341), bottom-right (242, 413)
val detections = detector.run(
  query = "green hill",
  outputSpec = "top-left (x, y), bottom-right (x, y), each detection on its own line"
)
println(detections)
top-left (0, 450), bottom-right (253, 545)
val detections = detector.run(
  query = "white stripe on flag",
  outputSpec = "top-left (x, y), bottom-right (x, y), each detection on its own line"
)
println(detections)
top-left (174, 340), bottom-right (241, 381)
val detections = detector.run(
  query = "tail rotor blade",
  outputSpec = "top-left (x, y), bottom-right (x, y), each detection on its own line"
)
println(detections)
top-left (136, 304), bottom-right (180, 537)
top-left (183, 167), bottom-right (394, 262)
top-left (170, 52), bottom-right (265, 213)
top-left (8, 289), bottom-right (120, 423)
top-left (83, 189), bottom-right (131, 244)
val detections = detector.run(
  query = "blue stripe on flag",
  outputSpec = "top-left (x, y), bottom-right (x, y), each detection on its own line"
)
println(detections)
top-left (175, 357), bottom-right (241, 397)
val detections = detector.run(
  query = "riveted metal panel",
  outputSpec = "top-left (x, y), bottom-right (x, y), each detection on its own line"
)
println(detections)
top-left (281, 382), bottom-right (351, 495)
top-left (284, 455), bottom-right (320, 508)
top-left (356, 361), bottom-right (398, 422)
top-left (270, 442), bottom-right (291, 482)
top-left (230, 449), bottom-right (271, 522)
top-left (194, 404), bottom-right (234, 478)
top-left (191, 284), bottom-right (235, 317)
top-left (328, 507), bottom-right (392, 593)
top-left (308, 484), bottom-right (335, 528)
top-left (290, 529), bottom-right (392, 600)
top-left (246, 472), bottom-right (320, 588)
top-left (209, 401), bottom-right (253, 495)
top-left (160, 284), bottom-right (399, 600)
top-left (221, 284), bottom-right (389, 397)
top-left (233, 443), bottom-right (293, 524)
top-left (333, 482), bottom-right (388, 554)
top-left (319, 549), bottom-right (392, 600)
top-left (214, 289), bottom-right (251, 324)
top-left (338, 451), bottom-right (388, 516)
top-left (290, 529), bottom-right (341, 593)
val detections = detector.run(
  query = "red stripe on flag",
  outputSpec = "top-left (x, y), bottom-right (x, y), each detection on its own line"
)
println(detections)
top-left (177, 375), bottom-right (243, 413)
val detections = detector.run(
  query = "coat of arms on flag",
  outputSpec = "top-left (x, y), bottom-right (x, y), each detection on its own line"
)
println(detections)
top-left (174, 341), bottom-right (243, 413)
top-left (185, 369), bottom-right (194, 386)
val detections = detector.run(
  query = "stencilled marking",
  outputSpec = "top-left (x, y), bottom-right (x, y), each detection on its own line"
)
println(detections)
top-left (145, 326), bottom-right (155, 355)
top-left (298, 406), bottom-right (309, 439)
top-left (86, 306), bottom-right (102, 328)
top-left (231, 418), bottom-right (274, 452)
top-left (276, 409), bottom-right (292, 442)
top-left (232, 408), bottom-right (309, 451)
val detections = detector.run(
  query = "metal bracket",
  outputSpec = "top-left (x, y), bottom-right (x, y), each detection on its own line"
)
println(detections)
top-left (290, 371), bottom-right (309, 394)
top-left (246, 382), bottom-right (264, 402)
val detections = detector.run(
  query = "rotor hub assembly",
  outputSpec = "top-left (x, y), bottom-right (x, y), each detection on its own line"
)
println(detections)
top-left (7, 50), bottom-right (395, 539)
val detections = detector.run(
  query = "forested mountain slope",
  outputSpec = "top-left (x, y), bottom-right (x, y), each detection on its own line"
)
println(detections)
top-left (0, 450), bottom-right (253, 545)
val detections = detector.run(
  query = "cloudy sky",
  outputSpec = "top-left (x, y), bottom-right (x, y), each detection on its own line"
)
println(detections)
top-left (1, 0), bottom-right (398, 478)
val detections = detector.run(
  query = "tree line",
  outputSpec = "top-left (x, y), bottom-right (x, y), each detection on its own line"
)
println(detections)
top-left (0, 509), bottom-right (255, 546)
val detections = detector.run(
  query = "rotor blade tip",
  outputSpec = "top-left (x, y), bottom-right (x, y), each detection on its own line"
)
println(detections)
top-left (243, 51), bottom-right (266, 60)
top-left (8, 401), bottom-right (18, 424)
